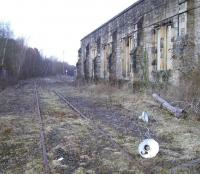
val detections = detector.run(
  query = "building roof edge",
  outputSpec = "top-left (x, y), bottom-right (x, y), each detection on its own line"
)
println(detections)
top-left (81, 0), bottom-right (144, 41)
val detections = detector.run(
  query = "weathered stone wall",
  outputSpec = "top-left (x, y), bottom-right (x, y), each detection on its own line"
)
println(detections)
top-left (171, 0), bottom-right (200, 86)
top-left (76, 49), bottom-right (82, 79)
top-left (77, 0), bottom-right (199, 87)
top-left (194, 0), bottom-right (200, 64)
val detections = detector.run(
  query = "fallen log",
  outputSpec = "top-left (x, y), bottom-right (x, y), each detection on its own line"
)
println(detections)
top-left (152, 93), bottom-right (185, 118)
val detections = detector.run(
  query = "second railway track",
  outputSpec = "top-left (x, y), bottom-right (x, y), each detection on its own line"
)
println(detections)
top-left (53, 90), bottom-right (147, 172)
top-left (34, 82), bottom-right (51, 174)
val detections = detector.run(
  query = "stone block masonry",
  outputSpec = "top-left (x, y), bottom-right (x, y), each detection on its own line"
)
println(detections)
top-left (76, 0), bottom-right (200, 87)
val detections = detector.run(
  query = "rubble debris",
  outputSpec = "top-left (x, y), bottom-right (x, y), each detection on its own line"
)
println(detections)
top-left (139, 111), bottom-right (149, 123)
top-left (57, 157), bottom-right (64, 162)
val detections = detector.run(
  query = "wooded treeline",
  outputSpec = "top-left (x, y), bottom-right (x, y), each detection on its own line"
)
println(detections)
top-left (0, 22), bottom-right (75, 84)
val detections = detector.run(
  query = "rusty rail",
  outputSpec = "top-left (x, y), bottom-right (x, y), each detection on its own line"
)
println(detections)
top-left (34, 83), bottom-right (50, 174)
top-left (53, 90), bottom-right (147, 172)
top-left (171, 158), bottom-right (200, 173)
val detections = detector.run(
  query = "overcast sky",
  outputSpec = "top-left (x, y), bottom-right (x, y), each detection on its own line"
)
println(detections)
top-left (0, 0), bottom-right (137, 65)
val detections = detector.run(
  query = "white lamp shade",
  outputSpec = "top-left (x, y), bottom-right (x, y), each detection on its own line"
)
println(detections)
top-left (138, 139), bottom-right (159, 158)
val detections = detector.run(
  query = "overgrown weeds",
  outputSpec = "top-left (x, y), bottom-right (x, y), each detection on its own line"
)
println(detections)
top-left (162, 68), bottom-right (200, 118)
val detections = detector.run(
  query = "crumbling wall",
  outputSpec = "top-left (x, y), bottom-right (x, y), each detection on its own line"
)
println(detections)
top-left (170, 0), bottom-right (200, 86)
top-left (77, 0), bottom-right (199, 88)
top-left (193, 0), bottom-right (200, 64)
top-left (76, 49), bottom-right (82, 79)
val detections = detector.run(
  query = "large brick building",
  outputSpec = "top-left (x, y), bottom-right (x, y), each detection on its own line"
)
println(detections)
top-left (76, 0), bottom-right (200, 86)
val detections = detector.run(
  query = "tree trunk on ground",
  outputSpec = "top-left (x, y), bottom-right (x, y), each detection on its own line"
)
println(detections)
top-left (152, 93), bottom-right (185, 118)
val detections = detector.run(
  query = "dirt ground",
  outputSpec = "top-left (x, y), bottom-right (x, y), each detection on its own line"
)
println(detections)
top-left (0, 76), bottom-right (200, 174)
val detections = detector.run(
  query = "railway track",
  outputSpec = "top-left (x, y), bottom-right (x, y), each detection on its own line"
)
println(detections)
top-left (34, 83), bottom-right (50, 174)
top-left (53, 90), bottom-right (148, 173)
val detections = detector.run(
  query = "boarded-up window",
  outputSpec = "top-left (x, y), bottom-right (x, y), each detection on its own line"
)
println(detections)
top-left (156, 25), bottom-right (173, 71)
top-left (121, 36), bottom-right (133, 78)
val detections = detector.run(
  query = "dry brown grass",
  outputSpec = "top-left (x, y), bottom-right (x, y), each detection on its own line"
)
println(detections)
top-left (39, 86), bottom-right (143, 173)
top-left (181, 69), bottom-right (200, 114)
top-left (162, 68), bottom-right (200, 118)
top-left (3, 127), bottom-right (13, 136)
top-left (54, 79), bottom-right (200, 172)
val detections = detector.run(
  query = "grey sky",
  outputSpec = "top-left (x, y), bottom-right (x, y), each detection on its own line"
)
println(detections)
top-left (0, 0), bottom-right (137, 65)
